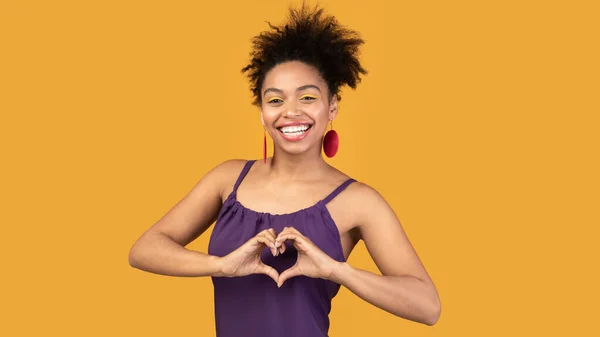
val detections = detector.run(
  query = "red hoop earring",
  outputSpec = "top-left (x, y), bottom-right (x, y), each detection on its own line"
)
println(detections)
top-left (323, 120), bottom-right (339, 158)
top-left (263, 126), bottom-right (267, 164)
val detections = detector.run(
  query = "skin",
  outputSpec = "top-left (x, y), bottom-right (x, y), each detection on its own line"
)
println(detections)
top-left (128, 60), bottom-right (441, 326)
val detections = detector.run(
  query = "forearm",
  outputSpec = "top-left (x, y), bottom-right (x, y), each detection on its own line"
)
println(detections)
top-left (129, 232), bottom-right (222, 277)
top-left (329, 262), bottom-right (440, 326)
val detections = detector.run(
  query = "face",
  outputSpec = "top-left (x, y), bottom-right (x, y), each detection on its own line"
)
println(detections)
top-left (260, 61), bottom-right (338, 156)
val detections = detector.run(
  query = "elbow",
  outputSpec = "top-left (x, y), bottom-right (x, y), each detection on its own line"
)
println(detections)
top-left (128, 243), bottom-right (142, 268)
top-left (128, 247), bottom-right (138, 268)
top-left (424, 296), bottom-right (441, 326)
top-left (128, 232), bottom-right (153, 268)
top-left (425, 306), bottom-right (441, 326)
top-left (129, 231), bottom-right (165, 269)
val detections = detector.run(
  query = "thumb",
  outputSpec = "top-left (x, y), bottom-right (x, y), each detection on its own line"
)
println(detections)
top-left (256, 262), bottom-right (279, 284)
top-left (277, 264), bottom-right (301, 288)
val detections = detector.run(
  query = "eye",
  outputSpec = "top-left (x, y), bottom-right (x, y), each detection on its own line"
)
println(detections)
top-left (300, 95), bottom-right (317, 101)
top-left (267, 97), bottom-right (283, 104)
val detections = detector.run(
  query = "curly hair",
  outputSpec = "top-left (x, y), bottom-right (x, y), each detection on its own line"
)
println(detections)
top-left (241, 2), bottom-right (368, 107)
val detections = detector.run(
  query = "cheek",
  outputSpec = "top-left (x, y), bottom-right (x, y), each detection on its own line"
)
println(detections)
top-left (261, 107), bottom-right (280, 123)
top-left (311, 105), bottom-right (331, 124)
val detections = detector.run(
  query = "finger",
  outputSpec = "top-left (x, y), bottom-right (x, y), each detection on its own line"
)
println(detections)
top-left (276, 227), bottom-right (291, 242)
top-left (276, 228), bottom-right (302, 253)
top-left (275, 236), bottom-right (286, 254)
top-left (257, 262), bottom-right (279, 284)
top-left (267, 227), bottom-right (277, 238)
top-left (278, 226), bottom-right (293, 235)
top-left (261, 230), bottom-right (278, 256)
top-left (276, 233), bottom-right (300, 245)
top-left (274, 229), bottom-right (284, 252)
top-left (256, 230), bottom-right (276, 247)
top-left (256, 234), bottom-right (278, 257)
top-left (277, 264), bottom-right (301, 288)
top-left (278, 226), bottom-right (303, 240)
top-left (288, 227), bottom-right (310, 243)
top-left (276, 234), bottom-right (306, 251)
top-left (268, 228), bottom-right (278, 253)
top-left (279, 241), bottom-right (286, 255)
top-left (286, 227), bottom-right (302, 234)
top-left (255, 236), bottom-right (277, 254)
top-left (263, 228), bottom-right (276, 240)
top-left (256, 229), bottom-right (271, 242)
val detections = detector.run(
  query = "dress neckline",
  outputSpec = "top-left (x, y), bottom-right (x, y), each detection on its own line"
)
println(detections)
top-left (227, 159), bottom-right (356, 217)
top-left (226, 190), bottom-right (325, 217)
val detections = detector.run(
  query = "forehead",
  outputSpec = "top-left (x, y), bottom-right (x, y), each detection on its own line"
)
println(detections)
top-left (262, 61), bottom-right (327, 93)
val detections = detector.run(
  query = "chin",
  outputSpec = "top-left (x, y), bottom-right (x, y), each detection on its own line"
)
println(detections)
top-left (276, 143), bottom-right (315, 156)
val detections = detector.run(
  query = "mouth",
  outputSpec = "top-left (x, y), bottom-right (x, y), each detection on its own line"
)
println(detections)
top-left (276, 124), bottom-right (313, 141)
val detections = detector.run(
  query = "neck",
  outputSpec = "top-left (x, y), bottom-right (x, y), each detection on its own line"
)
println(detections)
top-left (268, 144), bottom-right (329, 181)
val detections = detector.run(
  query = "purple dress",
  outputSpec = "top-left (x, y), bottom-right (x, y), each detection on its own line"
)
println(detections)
top-left (207, 159), bottom-right (356, 337)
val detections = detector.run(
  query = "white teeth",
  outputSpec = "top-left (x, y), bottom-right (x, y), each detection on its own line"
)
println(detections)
top-left (280, 124), bottom-right (310, 133)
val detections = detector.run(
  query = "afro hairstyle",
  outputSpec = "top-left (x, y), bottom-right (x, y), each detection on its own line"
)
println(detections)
top-left (241, 2), bottom-right (368, 107)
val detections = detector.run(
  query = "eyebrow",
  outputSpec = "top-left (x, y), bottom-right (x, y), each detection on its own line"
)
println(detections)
top-left (263, 85), bottom-right (321, 97)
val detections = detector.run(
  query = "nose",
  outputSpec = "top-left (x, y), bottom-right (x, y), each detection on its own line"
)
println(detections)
top-left (286, 110), bottom-right (301, 117)
top-left (284, 101), bottom-right (302, 118)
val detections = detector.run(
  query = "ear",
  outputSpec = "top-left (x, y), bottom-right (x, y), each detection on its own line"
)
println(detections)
top-left (328, 94), bottom-right (339, 120)
top-left (260, 110), bottom-right (265, 127)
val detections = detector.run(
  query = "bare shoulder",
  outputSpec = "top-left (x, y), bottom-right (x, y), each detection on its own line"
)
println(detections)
top-left (321, 168), bottom-right (386, 230)
top-left (342, 181), bottom-right (390, 222)
top-left (210, 158), bottom-right (248, 174)
top-left (320, 172), bottom-right (393, 252)
top-left (206, 159), bottom-right (248, 200)
top-left (326, 172), bottom-right (385, 208)
top-left (343, 180), bottom-right (384, 204)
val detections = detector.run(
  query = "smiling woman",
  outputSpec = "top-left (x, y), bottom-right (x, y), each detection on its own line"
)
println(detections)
top-left (128, 2), bottom-right (441, 336)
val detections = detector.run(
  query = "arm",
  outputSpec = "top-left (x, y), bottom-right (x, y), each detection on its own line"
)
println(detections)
top-left (127, 159), bottom-right (246, 277)
top-left (329, 183), bottom-right (441, 326)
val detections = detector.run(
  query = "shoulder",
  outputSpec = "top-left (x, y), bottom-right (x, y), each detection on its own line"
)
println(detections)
top-left (322, 166), bottom-right (385, 208)
top-left (203, 159), bottom-right (251, 199)
top-left (212, 158), bottom-right (249, 174)
top-left (345, 180), bottom-right (387, 207)
top-left (343, 180), bottom-right (393, 227)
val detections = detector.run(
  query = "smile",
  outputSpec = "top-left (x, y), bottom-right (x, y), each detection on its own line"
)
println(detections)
top-left (276, 124), bottom-right (313, 141)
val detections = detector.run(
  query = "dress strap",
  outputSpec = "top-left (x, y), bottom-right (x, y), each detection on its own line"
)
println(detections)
top-left (322, 178), bottom-right (357, 205)
top-left (232, 160), bottom-right (256, 195)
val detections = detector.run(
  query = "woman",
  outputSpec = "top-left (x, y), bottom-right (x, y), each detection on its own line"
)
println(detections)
top-left (129, 3), bottom-right (441, 336)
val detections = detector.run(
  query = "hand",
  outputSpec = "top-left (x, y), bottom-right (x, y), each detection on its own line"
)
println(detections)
top-left (218, 228), bottom-right (282, 283)
top-left (275, 227), bottom-right (342, 288)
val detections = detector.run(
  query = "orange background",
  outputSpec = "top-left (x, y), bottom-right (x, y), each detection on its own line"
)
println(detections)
top-left (1, 0), bottom-right (598, 336)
